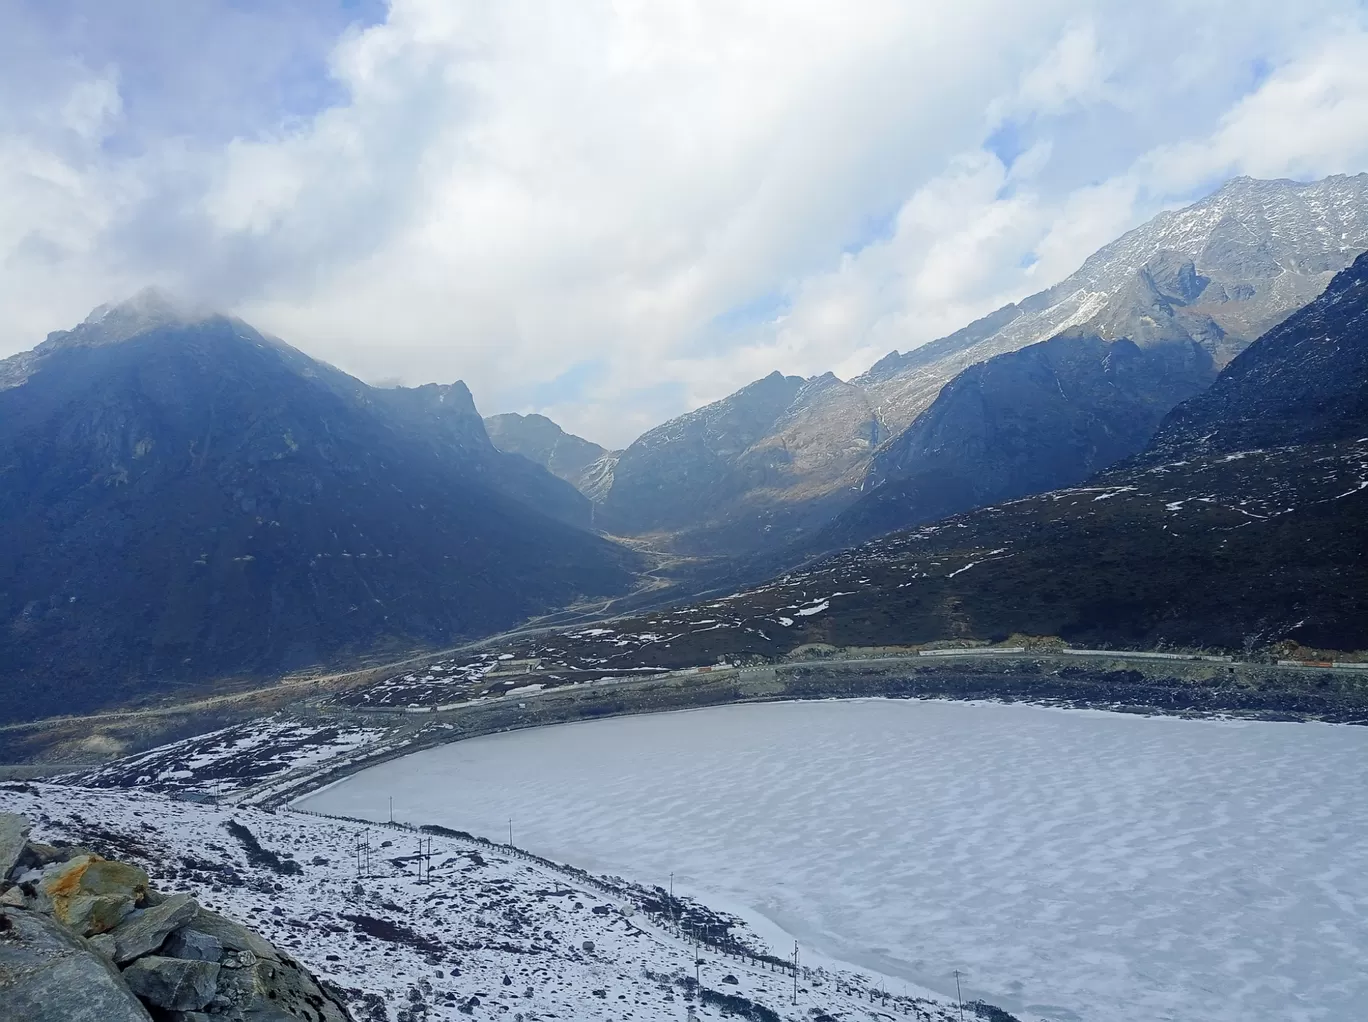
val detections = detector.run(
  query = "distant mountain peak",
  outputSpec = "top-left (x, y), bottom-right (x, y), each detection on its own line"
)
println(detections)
top-left (850, 172), bottom-right (1368, 437)
top-left (77, 287), bottom-right (219, 343)
top-left (484, 411), bottom-right (619, 503)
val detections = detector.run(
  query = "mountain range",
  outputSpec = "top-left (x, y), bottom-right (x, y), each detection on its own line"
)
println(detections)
top-left (4, 172), bottom-right (1367, 722)
top-left (526, 174), bottom-right (1368, 557)
top-left (528, 250), bottom-right (1368, 660)
top-left (0, 291), bottom-right (640, 721)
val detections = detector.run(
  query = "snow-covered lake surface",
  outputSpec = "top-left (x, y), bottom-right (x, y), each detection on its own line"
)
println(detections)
top-left (298, 700), bottom-right (1368, 1022)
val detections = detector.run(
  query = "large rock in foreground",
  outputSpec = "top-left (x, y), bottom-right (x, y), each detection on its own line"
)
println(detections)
top-left (0, 907), bottom-right (153, 1022)
top-left (0, 816), bottom-right (353, 1021)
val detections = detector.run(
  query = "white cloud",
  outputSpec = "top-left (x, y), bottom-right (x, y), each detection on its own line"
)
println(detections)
top-left (1001, 21), bottom-right (1109, 119)
top-left (1142, 28), bottom-right (1368, 191)
top-left (2, 1), bottom-right (1368, 446)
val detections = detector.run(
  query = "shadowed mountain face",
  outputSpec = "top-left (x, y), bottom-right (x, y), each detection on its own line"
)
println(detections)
top-left (484, 412), bottom-right (619, 503)
top-left (1139, 252), bottom-right (1368, 463)
top-left (593, 174), bottom-right (1368, 559)
top-left (817, 331), bottom-right (1217, 550)
top-left (0, 295), bottom-right (640, 721)
top-left (373, 386), bottom-right (594, 530)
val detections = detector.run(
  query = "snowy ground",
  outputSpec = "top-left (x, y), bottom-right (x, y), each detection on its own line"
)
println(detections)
top-left (80, 717), bottom-right (392, 798)
top-left (0, 780), bottom-right (966, 1022)
top-left (298, 700), bottom-right (1368, 1022)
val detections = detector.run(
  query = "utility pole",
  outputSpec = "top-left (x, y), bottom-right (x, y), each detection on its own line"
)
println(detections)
top-left (954, 970), bottom-right (964, 1022)
top-left (792, 942), bottom-right (799, 1005)
top-left (508, 818), bottom-right (513, 847)
top-left (388, 796), bottom-right (393, 824)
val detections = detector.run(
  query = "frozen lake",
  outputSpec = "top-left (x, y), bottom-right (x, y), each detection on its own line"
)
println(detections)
top-left (298, 700), bottom-right (1368, 1022)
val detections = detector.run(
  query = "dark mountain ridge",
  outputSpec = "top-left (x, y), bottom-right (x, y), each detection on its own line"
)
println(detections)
top-left (818, 330), bottom-right (1217, 549)
top-left (0, 295), bottom-right (640, 722)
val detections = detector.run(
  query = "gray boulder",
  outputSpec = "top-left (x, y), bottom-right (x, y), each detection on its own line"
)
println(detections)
top-left (163, 926), bottom-right (223, 963)
top-left (17, 840), bottom-right (88, 872)
top-left (104, 892), bottom-right (200, 963)
top-left (0, 813), bottom-right (29, 880)
top-left (212, 952), bottom-right (352, 1022)
top-left (0, 906), bottom-right (152, 1022)
top-left (122, 955), bottom-right (220, 1011)
top-left (0, 885), bottom-right (26, 908)
top-left (183, 908), bottom-right (280, 961)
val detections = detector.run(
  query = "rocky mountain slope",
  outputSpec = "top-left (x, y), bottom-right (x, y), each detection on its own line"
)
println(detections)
top-left (858, 173), bottom-right (1368, 432)
top-left (0, 784), bottom-right (980, 1022)
top-left (484, 412), bottom-right (620, 503)
top-left (492, 252), bottom-right (1368, 659)
top-left (597, 175), bottom-right (1368, 558)
top-left (599, 372), bottom-right (885, 554)
top-left (0, 292), bottom-right (640, 723)
top-left (1138, 246), bottom-right (1368, 462)
top-left (818, 328), bottom-right (1216, 550)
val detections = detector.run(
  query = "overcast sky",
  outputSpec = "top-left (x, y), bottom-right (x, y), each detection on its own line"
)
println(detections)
top-left (5, 1), bottom-right (1368, 446)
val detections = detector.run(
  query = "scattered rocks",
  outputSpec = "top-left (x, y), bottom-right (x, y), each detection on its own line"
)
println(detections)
top-left (0, 814), bottom-right (353, 1021)
top-left (123, 955), bottom-right (220, 1011)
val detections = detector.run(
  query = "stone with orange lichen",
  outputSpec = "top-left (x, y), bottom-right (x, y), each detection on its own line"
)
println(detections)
top-left (38, 854), bottom-right (149, 936)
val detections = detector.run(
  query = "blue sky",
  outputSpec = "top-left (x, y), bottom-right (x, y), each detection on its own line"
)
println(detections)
top-left (5, 1), bottom-right (1368, 445)
top-left (4, 2), bottom-right (386, 144)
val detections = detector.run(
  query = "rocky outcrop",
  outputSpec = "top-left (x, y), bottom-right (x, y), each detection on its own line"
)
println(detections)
top-left (0, 813), bottom-right (352, 1022)
top-left (0, 904), bottom-right (153, 1022)
top-left (0, 814), bottom-right (27, 880)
